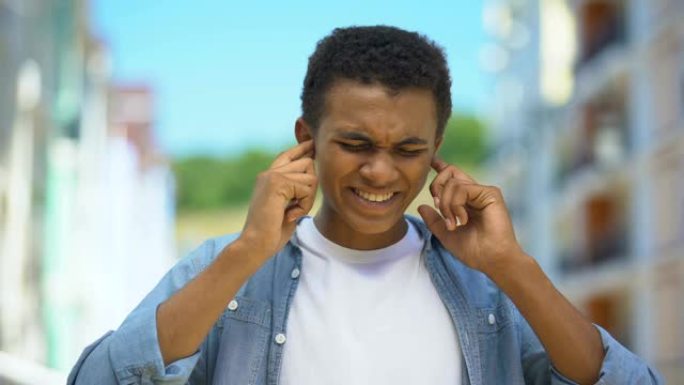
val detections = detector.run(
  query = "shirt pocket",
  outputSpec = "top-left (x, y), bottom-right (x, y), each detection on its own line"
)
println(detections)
top-left (476, 303), bottom-right (514, 334)
top-left (214, 296), bottom-right (272, 385)
top-left (222, 295), bottom-right (271, 328)
top-left (475, 304), bottom-right (526, 384)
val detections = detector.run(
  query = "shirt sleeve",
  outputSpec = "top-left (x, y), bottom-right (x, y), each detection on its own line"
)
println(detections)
top-left (67, 239), bottom-right (220, 385)
top-left (516, 307), bottom-right (664, 385)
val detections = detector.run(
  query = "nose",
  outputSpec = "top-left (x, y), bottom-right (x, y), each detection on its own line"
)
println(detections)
top-left (359, 151), bottom-right (399, 187)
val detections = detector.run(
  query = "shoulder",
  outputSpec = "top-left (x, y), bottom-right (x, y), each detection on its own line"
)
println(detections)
top-left (178, 232), bottom-right (243, 273)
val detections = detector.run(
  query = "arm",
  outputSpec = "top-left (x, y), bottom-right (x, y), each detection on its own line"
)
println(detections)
top-left (515, 303), bottom-right (664, 385)
top-left (68, 140), bottom-right (317, 384)
top-left (68, 239), bottom-right (221, 385)
top-left (156, 237), bottom-right (264, 364)
top-left (419, 157), bottom-right (661, 385)
top-left (158, 138), bottom-right (317, 365)
top-left (68, 236), bottom-right (273, 385)
top-left (489, 252), bottom-right (603, 384)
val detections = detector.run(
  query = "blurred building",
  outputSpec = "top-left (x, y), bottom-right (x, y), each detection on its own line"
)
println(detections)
top-left (100, 84), bottom-right (177, 343)
top-left (483, 0), bottom-right (684, 381)
top-left (0, 0), bottom-right (175, 383)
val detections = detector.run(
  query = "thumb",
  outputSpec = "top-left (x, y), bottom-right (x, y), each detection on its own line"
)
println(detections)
top-left (418, 204), bottom-right (448, 239)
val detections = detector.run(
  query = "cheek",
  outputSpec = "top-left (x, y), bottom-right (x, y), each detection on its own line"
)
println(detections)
top-left (317, 149), bottom-right (357, 187)
top-left (417, 168), bottom-right (431, 191)
top-left (403, 158), bottom-right (432, 187)
top-left (420, 160), bottom-right (433, 182)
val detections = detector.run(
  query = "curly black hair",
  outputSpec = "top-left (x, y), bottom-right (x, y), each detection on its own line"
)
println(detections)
top-left (301, 25), bottom-right (452, 137)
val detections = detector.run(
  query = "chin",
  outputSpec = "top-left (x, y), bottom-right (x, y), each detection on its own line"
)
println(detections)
top-left (344, 211), bottom-right (405, 234)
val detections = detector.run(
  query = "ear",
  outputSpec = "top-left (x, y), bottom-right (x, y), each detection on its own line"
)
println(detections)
top-left (295, 117), bottom-right (313, 143)
top-left (295, 117), bottom-right (316, 158)
top-left (434, 135), bottom-right (443, 154)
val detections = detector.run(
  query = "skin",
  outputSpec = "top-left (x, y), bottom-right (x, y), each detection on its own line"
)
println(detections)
top-left (156, 79), bottom-right (604, 385)
top-left (417, 161), bottom-right (605, 385)
top-left (295, 79), bottom-right (442, 250)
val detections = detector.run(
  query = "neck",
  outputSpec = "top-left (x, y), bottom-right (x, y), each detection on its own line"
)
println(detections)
top-left (313, 207), bottom-right (408, 250)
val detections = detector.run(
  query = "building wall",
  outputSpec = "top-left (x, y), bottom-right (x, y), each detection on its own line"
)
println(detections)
top-left (485, 0), bottom-right (684, 382)
top-left (0, 0), bottom-right (65, 364)
top-left (0, 1), bottom-right (177, 382)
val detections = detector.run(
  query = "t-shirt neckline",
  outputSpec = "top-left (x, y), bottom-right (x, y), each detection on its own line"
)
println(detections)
top-left (296, 216), bottom-right (421, 264)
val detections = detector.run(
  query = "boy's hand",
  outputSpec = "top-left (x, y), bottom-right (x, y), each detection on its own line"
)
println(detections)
top-left (417, 157), bottom-right (525, 277)
top-left (239, 139), bottom-right (317, 258)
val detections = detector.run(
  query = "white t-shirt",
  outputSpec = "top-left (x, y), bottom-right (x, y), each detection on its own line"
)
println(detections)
top-left (280, 217), bottom-right (462, 385)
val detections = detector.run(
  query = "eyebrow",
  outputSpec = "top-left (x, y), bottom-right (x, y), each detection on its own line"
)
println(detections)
top-left (335, 131), bottom-right (428, 146)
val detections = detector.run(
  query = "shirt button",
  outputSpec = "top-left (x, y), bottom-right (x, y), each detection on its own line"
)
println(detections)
top-left (488, 313), bottom-right (496, 325)
top-left (290, 268), bottom-right (300, 279)
top-left (274, 333), bottom-right (287, 345)
top-left (227, 299), bottom-right (238, 311)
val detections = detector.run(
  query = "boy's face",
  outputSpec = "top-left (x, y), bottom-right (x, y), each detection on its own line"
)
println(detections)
top-left (299, 79), bottom-right (441, 239)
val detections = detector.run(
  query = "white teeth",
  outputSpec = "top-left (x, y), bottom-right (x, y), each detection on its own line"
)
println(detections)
top-left (354, 188), bottom-right (394, 202)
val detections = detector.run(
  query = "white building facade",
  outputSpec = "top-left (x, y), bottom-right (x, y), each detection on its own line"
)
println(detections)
top-left (484, 0), bottom-right (684, 382)
top-left (0, 1), bottom-right (177, 383)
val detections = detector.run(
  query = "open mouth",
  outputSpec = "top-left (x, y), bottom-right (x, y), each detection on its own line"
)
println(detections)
top-left (351, 188), bottom-right (397, 204)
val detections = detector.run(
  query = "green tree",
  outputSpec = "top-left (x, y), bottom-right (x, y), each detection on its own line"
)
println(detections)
top-left (437, 113), bottom-right (488, 171)
top-left (173, 149), bottom-right (272, 211)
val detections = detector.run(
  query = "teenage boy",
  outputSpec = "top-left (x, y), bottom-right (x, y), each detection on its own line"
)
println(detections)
top-left (69, 25), bottom-right (661, 385)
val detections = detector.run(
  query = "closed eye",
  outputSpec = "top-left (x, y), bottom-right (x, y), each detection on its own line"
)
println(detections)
top-left (397, 148), bottom-right (426, 157)
top-left (339, 142), bottom-right (427, 157)
top-left (339, 142), bottom-right (372, 152)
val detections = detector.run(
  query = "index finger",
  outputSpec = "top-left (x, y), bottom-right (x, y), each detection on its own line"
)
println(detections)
top-left (429, 157), bottom-right (477, 201)
top-left (431, 156), bottom-right (477, 184)
top-left (431, 157), bottom-right (451, 173)
top-left (271, 140), bottom-right (314, 168)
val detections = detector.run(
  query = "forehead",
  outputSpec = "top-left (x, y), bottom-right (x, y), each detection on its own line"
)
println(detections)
top-left (319, 79), bottom-right (438, 142)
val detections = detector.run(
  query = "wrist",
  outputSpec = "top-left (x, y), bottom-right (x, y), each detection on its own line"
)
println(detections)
top-left (483, 249), bottom-right (537, 285)
top-left (236, 229), bottom-right (275, 257)
top-left (218, 235), bottom-right (272, 274)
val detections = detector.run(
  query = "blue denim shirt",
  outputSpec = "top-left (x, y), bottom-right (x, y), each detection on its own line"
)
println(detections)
top-left (68, 215), bottom-right (662, 385)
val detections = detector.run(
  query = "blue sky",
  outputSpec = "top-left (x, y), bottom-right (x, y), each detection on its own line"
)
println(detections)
top-left (92, 1), bottom-right (489, 157)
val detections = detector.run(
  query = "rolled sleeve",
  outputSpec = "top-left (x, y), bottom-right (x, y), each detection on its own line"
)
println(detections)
top-left (588, 324), bottom-right (663, 385)
top-left (108, 301), bottom-right (202, 384)
top-left (517, 306), bottom-right (663, 385)
top-left (67, 331), bottom-right (117, 385)
top-left (549, 365), bottom-right (582, 385)
top-left (547, 324), bottom-right (663, 384)
top-left (68, 239), bottom-right (223, 384)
